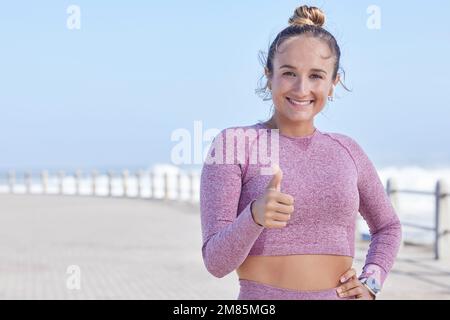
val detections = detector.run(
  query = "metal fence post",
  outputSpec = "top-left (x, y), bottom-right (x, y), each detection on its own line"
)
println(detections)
top-left (58, 170), bottom-right (65, 195)
top-left (386, 178), bottom-right (399, 212)
top-left (150, 171), bottom-right (155, 199)
top-left (91, 170), bottom-right (98, 196)
top-left (163, 172), bottom-right (169, 201)
top-left (8, 170), bottom-right (15, 194)
top-left (189, 171), bottom-right (196, 204)
top-left (75, 169), bottom-right (82, 196)
top-left (177, 172), bottom-right (183, 201)
top-left (122, 169), bottom-right (129, 198)
top-left (41, 170), bottom-right (48, 194)
top-left (386, 177), bottom-right (404, 251)
top-left (436, 179), bottom-right (449, 260)
top-left (25, 171), bottom-right (32, 194)
top-left (136, 170), bottom-right (143, 198)
top-left (107, 171), bottom-right (114, 197)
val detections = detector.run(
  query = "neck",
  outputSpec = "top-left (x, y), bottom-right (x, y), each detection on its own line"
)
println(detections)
top-left (267, 114), bottom-right (315, 137)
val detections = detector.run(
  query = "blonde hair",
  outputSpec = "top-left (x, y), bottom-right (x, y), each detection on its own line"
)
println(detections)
top-left (288, 5), bottom-right (326, 28)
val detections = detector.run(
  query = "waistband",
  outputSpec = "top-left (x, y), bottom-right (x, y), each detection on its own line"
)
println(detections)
top-left (238, 278), bottom-right (355, 300)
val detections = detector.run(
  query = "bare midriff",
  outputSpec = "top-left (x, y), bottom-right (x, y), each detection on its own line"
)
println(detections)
top-left (236, 254), bottom-right (353, 290)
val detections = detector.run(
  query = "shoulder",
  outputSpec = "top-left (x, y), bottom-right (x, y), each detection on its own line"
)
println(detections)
top-left (206, 123), bottom-right (262, 161)
top-left (321, 131), bottom-right (360, 147)
top-left (320, 131), bottom-right (369, 164)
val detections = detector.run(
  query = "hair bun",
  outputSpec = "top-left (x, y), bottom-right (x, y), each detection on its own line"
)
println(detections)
top-left (288, 5), bottom-right (326, 28)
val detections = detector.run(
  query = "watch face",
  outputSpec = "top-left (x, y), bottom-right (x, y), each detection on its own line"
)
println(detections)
top-left (367, 277), bottom-right (381, 293)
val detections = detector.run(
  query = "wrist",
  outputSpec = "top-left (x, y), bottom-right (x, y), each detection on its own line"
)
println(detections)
top-left (250, 200), bottom-right (263, 227)
top-left (359, 276), bottom-right (381, 298)
top-left (359, 263), bottom-right (386, 288)
top-left (363, 283), bottom-right (377, 300)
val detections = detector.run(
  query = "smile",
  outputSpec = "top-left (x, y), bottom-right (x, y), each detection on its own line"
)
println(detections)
top-left (286, 97), bottom-right (314, 107)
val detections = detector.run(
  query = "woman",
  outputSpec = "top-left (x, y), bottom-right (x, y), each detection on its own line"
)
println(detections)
top-left (200, 5), bottom-right (402, 300)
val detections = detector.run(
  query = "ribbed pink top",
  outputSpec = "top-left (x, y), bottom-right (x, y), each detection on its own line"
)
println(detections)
top-left (200, 122), bottom-right (402, 288)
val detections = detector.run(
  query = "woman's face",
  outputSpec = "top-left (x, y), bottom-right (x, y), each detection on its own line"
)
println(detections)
top-left (266, 35), bottom-right (340, 126)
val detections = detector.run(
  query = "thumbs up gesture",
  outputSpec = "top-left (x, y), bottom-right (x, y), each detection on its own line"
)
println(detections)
top-left (251, 164), bottom-right (295, 228)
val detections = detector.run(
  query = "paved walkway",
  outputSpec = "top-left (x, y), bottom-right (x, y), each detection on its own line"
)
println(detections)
top-left (0, 194), bottom-right (449, 300)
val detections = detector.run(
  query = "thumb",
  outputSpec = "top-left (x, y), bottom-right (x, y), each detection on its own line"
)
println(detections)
top-left (267, 164), bottom-right (283, 192)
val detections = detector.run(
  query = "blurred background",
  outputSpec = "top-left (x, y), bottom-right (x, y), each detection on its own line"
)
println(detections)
top-left (0, 0), bottom-right (449, 299)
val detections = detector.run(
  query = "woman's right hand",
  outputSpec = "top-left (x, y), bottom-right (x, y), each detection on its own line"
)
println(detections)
top-left (251, 165), bottom-right (295, 228)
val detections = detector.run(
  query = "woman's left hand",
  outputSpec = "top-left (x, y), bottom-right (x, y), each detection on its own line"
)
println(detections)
top-left (336, 268), bottom-right (375, 300)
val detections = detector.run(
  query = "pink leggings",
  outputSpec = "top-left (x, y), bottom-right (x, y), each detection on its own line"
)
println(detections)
top-left (237, 279), bottom-right (356, 300)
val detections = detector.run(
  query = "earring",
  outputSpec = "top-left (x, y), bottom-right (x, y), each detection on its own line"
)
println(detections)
top-left (328, 96), bottom-right (334, 102)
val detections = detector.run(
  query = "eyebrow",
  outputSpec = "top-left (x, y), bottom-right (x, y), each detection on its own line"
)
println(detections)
top-left (279, 64), bottom-right (327, 74)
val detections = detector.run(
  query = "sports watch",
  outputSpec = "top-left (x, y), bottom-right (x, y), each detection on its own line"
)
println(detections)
top-left (359, 276), bottom-right (381, 298)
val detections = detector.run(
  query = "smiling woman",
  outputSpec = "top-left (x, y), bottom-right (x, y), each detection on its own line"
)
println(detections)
top-left (268, 35), bottom-right (336, 127)
top-left (255, 6), bottom-right (351, 138)
top-left (200, 4), bottom-right (402, 301)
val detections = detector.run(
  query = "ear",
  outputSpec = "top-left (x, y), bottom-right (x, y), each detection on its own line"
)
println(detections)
top-left (265, 67), bottom-right (272, 90)
top-left (329, 73), bottom-right (340, 96)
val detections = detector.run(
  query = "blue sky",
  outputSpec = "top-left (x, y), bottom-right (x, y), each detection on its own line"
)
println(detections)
top-left (0, 0), bottom-right (449, 172)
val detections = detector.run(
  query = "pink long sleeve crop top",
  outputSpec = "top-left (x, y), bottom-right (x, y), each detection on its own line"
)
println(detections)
top-left (200, 121), bottom-right (402, 288)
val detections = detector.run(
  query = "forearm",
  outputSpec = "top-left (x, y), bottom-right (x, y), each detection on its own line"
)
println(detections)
top-left (360, 216), bottom-right (402, 287)
top-left (202, 201), bottom-right (264, 278)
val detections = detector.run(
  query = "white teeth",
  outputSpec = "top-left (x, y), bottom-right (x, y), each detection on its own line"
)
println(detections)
top-left (287, 97), bottom-right (313, 106)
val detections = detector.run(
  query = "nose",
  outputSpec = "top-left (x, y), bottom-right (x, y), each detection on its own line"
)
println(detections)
top-left (293, 76), bottom-right (311, 96)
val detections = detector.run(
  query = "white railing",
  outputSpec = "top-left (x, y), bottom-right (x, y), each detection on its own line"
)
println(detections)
top-left (384, 178), bottom-right (449, 260)
top-left (2, 170), bottom-right (449, 259)
top-left (1, 169), bottom-right (201, 203)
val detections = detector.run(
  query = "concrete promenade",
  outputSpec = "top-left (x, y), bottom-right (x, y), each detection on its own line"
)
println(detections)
top-left (0, 194), bottom-right (449, 300)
